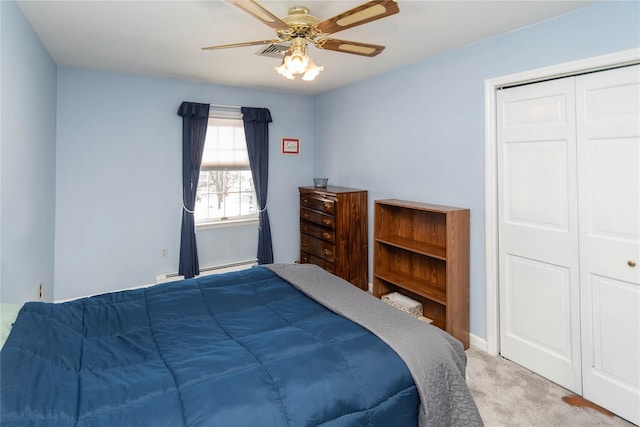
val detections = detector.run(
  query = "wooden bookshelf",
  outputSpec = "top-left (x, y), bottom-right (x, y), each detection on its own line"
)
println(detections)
top-left (373, 199), bottom-right (470, 348)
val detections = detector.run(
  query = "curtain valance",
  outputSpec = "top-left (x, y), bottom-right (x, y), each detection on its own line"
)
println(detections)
top-left (177, 102), bottom-right (210, 118)
top-left (240, 107), bottom-right (272, 123)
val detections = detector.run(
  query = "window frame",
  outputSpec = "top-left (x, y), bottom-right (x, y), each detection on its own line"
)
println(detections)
top-left (194, 109), bottom-right (258, 229)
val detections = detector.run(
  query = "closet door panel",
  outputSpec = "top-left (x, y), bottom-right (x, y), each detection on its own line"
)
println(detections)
top-left (577, 64), bottom-right (639, 425)
top-left (589, 276), bottom-right (639, 385)
top-left (581, 138), bottom-right (639, 280)
top-left (497, 77), bottom-right (582, 393)
top-left (503, 255), bottom-right (573, 357)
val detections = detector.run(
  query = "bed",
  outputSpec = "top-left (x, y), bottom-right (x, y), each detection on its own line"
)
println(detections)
top-left (1, 263), bottom-right (483, 426)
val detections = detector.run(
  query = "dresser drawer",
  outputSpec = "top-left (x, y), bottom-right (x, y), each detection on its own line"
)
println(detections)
top-left (301, 222), bottom-right (335, 243)
top-left (300, 208), bottom-right (335, 229)
top-left (300, 192), bottom-right (336, 215)
top-left (300, 251), bottom-right (335, 274)
top-left (300, 234), bottom-right (335, 263)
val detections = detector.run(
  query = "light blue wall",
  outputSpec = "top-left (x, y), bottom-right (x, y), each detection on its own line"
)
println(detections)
top-left (313, 0), bottom-right (640, 341)
top-left (54, 68), bottom-right (314, 300)
top-left (0, 0), bottom-right (57, 303)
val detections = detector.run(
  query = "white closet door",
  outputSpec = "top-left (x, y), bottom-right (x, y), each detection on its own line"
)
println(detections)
top-left (576, 65), bottom-right (640, 425)
top-left (497, 77), bottom-right (582, 393)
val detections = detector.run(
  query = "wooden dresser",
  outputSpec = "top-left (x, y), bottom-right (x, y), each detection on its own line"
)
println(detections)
top-left (299, 186), bottom-right (368, 290)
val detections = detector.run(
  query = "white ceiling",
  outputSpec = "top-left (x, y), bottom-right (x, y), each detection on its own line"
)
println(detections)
top-left (18, 0), bottom-right (598, 95)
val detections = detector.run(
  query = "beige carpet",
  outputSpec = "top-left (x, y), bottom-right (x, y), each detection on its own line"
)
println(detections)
top-left (465, 346), bottom-right (635, 427)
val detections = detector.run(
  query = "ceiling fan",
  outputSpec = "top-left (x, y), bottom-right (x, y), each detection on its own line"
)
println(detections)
top-left (202, 0), bottom-right (400, 81)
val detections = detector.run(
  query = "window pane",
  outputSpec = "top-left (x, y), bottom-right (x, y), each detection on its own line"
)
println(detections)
top-left (195, 114), bottom-right (258, 224)
top-left (201, 118), bottom-right (249, 169)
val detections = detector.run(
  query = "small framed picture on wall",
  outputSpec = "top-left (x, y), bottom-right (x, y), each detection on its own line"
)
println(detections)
top-left (281, 137), bottom-right (300, 155)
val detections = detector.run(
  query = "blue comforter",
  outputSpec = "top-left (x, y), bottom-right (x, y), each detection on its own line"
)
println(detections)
top-left (1, 267), bottom-right (419, 426)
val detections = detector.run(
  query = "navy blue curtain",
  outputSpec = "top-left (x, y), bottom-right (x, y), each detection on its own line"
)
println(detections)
top-left (177, 102), bottom-right (210, 278)
top-left (241, 107), bottom-right (274, 264)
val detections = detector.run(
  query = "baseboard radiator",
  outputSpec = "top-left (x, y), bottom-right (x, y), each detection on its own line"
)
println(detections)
top-left (155, 259), bottom-right (258, 284)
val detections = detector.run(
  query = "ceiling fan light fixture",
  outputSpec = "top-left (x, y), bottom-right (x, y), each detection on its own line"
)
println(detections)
top-left (302, 59), bottom-right (324, 81)
top-left (274, 40), bottom-right (323, 81)
top-left (275, 58), bottom-right (295, 80)
top-left (284, 49), bottom-right (309, 74)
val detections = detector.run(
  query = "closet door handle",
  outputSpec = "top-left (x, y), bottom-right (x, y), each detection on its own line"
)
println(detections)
top-left (628, 260), bottom-right (636, 267)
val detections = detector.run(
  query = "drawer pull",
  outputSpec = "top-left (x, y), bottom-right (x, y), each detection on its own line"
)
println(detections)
top-left (323, 249), bottom-right (333, 257)
top-left (322, 219), bottom-right (333, 226)
top-left (303, 213), bottom-right (309, 219)
top-left (302, 196), bottom-right (310, 203)
top-left (322, 232), bottom-right (332, 240)
top-left (323, 202), bottom-right (334, 211)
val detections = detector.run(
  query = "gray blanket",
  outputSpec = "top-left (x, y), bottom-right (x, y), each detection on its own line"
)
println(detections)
top-left (266, 263), bottom-right (483, 427)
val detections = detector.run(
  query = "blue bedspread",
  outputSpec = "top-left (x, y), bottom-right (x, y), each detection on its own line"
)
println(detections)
top-left (1, 267), bottom-right (418, 426)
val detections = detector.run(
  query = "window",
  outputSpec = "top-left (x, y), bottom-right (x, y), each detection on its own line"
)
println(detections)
top-left (195, 111), bottom-right (257, 226)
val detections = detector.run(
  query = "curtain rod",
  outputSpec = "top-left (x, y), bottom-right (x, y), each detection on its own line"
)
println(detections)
top-left (210, 103), bottom-right (241, 109)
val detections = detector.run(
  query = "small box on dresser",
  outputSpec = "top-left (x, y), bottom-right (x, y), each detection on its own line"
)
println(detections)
top-left (299, 186), bottom-right (368, 291)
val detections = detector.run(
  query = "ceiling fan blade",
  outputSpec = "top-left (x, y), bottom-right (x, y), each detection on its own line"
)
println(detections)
top-left (315, 38), bottom-right (385, 57)
top-left (225, 0), bottom-right (290, 31)
top-left (202, 39), bottom-right (282, 50)
top-left (314, 0), bottom-right (399, 35)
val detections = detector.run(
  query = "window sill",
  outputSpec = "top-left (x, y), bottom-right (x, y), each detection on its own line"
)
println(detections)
top-left (196, 217), bottom-right (259, 231)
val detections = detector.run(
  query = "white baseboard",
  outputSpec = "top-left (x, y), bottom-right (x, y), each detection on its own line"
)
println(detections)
top-left (156, 259), bottom-right (257, 284)
top-left (469, 333), bottom-right (488, 352)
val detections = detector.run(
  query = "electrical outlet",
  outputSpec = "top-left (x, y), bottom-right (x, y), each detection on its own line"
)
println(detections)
top-left (161, 248), bottom-right (168, 258)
